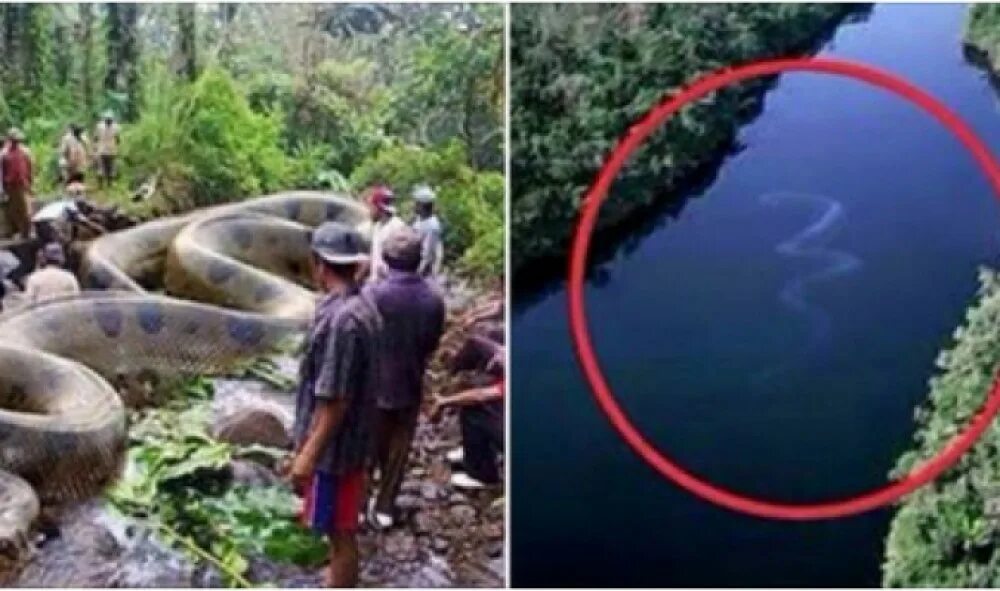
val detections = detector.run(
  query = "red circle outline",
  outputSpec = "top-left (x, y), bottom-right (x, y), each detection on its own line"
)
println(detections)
top-left (567, 56), bottom-right (1000, 520)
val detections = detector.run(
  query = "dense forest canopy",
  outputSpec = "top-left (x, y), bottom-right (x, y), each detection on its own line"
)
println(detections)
top-left (510, 3), bottom-right (860, 276)
top-left (0, 3), bottom-right (504, 278)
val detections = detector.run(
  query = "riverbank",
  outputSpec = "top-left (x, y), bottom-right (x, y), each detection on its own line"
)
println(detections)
top-left (882, 270), bottom-right (1000, 587)
top-left (511, 3), bottom-right (869, 279)
top-left (881, 9), bottom-right (1000, 585)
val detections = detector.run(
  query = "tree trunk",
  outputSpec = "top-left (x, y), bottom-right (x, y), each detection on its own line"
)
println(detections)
top-left (177, 4), bottom-right (197, 82)
top-left (80, 3), bottom-right (95, 118)
top-left (218, 3), bottom-right (238, 66)
top-left (53, 5), bottom-right (71, 87)
top-left (121, 3), bottom-right (140, 120)
top-left (1, 5), bottom-right (18, 91)
top-left (105, 3), bottom-right (122, 94)
top-left (21, 4), bottom-right (53, 104)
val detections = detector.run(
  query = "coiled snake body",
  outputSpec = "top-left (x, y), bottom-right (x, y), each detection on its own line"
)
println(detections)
top-left (0, 191), bottom-right (371, 573)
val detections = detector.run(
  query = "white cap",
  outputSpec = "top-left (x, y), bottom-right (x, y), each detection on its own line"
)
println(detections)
top-left (412, 184), bottom-right (436, 203)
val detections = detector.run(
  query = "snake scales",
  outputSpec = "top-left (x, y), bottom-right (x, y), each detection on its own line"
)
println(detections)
top-left (0, 191), bottom-right (371, 574)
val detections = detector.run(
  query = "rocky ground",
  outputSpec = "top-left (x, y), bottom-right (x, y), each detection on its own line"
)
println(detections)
top-left (11, 281), bottom-right (506, 587)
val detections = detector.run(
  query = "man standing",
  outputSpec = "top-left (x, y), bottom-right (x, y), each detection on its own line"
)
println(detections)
top-left (94, 111), bottom-right (120, 189)
top-left (1, 128), bottom-right (33, 240)
top-left (24, 243), bottom-right (80, 304)
top-left (59, 124), bottom-right (90, 183)
top-left (289, 221), bottom-right (382, 587)
top-left (411, 184), bottom-right (444, 278)
top-left (367, 185), bottom-right (406, 282)
top-left (365, 227), bottom-right (445, 529)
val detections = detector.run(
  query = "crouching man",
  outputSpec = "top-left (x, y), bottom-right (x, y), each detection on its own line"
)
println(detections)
top-left (287, 221), bottom-right (382, 587)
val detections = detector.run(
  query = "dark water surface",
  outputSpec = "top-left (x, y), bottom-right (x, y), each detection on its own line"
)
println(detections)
top-left (511, 4), bottom-right (1000, 586)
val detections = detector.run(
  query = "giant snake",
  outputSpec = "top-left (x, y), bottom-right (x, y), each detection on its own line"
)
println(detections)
top-left (0, 191), bottom-right (372, 576)
top-left (753, 191), bottom-right (862, 386)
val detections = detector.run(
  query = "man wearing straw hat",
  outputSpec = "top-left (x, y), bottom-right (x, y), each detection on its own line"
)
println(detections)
top-left (1, 127), bottom-right (34, 239)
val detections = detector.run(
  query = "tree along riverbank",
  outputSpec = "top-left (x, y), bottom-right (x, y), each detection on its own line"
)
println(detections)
top-left (881, 9), bottom-right (1000, 586)
top-left (511, 3), bottom-right (869, 283)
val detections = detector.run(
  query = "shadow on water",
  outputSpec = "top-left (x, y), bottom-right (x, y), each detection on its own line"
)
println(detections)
top-left (512, 5), bottom-right (875, 314)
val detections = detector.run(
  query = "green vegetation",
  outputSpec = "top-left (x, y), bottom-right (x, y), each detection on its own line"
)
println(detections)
top-left (967, 5), bottom-right (1000, 71)
top-left (108, 377), bottom-right (326, 588)
top-left (0, 4), bottom-right (503, 278)
top-left (510, 3), bottom-right (861, 274)
top-left (882, 269), bottom-right (1000, 586)
top-left (882, 12), bottom-right (1000, 585)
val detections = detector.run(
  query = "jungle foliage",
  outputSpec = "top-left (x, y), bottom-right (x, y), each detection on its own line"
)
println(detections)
top-left (510, 3), bottom-right (861, 274)
top-left (108, 376), bottom-right (326, 587)
top-left (0, 3), bottom-right (504, 278)
top-left (883, 270), bottom-right (1000, 586)
top-left (967, 4), bottom-right (1000, 72)
top-left (882, 13), bottom-right (1000, 585)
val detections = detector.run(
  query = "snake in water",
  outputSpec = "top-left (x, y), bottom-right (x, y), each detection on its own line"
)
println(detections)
top-left (0, 191), bottom-right (371, 576)
top-left (753, 191), bottom-right (863, 385)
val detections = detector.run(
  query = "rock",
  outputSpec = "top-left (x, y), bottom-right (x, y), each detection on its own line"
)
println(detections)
top-left (212, 406), bottom-right (291, 448)
top-left (229, 459), bottom-right (282, 487)
top-left (430, 537), bottom-right (450, 554)
top-left (420, 482), bottom-right (445, 502)
top-left (412, 511), bottom-right (435, 535)
top-left (487, 541), bottom-right (503, 559)
top-left (396, 493), bottom-right (424, 511)
top-left (384, 532), bottom-right (418, 562)
top-left (447, 492), bottom-right (466, 505)
top-left (428, 460), bottom-right (450, 484)
top-left (449, 504), bottom-right (476, 525)
top-left (483, 522), bottom-right (504, 541)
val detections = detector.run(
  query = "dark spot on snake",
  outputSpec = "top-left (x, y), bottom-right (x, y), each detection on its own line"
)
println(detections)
top-left (325, 202), bottom-right (341, 220)
top-left (229, 224), bottom-right (254, 250)
top-left (87, 267), bottom-right (113, 289)
top-left (286, 259), bottom-right (302, 277)
top-left (183, 320), bottom-right (200, 335)
top-left (254, 283), bottom-right (281, 303)
top-left (7, 383), bottom-right (26, 410)
top-left (284, 200), bottom-right (302, 220)
top-left (136, 302), bottom-right (165, 334)
top-left (208, 260), bottom-right (237, 284)
top-left (93, 302), bottom-right (124, 337)
top-left (227, 317), bottom-right (265, 347)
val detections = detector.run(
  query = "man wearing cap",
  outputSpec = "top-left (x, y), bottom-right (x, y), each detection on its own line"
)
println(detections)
top-left (287, 221), bottom-right (382, 587)
top-left (24, 243), bottom-right (80, 304)
top-left (411, 184), bottom-right (445, 278)
top-left (363, 226), bottom-right (445, 529)
top-left (367, 185), bottom-right (406, 282)
top-left (1, 128), bottom-right (34, 239)
top-left (94, 111), bottom-right (120, 189)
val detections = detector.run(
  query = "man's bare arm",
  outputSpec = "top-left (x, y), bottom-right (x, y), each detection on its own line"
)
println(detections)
top-left (300, 399), bottom-right (348, 462)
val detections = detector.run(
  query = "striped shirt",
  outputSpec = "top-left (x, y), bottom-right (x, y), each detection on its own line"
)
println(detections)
top-left (293, 287), bottom-right (382, 474)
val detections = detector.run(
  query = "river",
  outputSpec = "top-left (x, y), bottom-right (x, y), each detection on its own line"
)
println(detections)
top-left (511, 4), bottom-right (1000, 586)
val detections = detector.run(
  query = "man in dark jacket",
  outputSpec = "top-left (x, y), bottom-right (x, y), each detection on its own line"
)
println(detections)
top-left (364, 226), bottom-right (445, 529)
